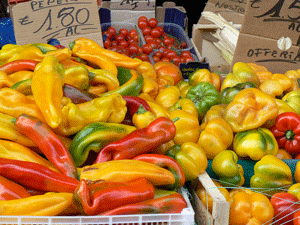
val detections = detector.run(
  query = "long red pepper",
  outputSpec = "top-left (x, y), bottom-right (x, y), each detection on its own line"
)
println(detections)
top-left (0, 60), bottom-right (38, 74)
top-left (0, 157), bottom-right (79, 193)
top-left (100, 193), bottom-right (187, 216)
top-left (133, 154), bottom-right (185, 190)
top-left (122, 96), bottom-right (151, 116)
top-left (0, 175), bottom-right (31, 200)
top-left (94, 117), bottom-right (177, 163)
top-left (73, 178), bottom-right (155, 215)
top-left (14, 114), bottom-right (77, 179)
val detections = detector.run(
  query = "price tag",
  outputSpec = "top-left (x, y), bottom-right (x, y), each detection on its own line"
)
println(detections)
top-left (110, 0), bottom-right (155, 11)
top-left (10, 0), bottom-right (103, 46)
top-left (232, 0), bottom-right (300, 73)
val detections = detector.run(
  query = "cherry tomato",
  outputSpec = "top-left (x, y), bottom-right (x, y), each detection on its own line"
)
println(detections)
top-left (153, 51), bottom-right (163, 59)
top-left (153, 55), bottom-right (161, 63)
top-left (138, 16), bottom-right (148, 22)
top-left (107, 27), bottom-right (116, 36)
top-left (142, 26), bottom-right (152, 36)
top-left (144, 35), bottom-right (154, 44)
top-left (110, 40), bottom-right (118, 47)
top-left (162, 48), bottom-right (170, 57)
top-left (142, 44), bottom-right (153, 54)
top-left (138, 20), bottom-right (148, 29)
top-left (180, 41), bottom-right (187, 49)
top-left (147, 40), bottom-right (158, 50)
top-left (148, 18), bottom-right (158, 28)
top-left (114, 34), bottom-right (125, 43)
top-left (160, 57), bottom-right (170, 62)
top-left (150, 27), bottom-right (162, 38)
top-left (163, 36), bottom-right (174, 46)
top-left (139, 53), bottom-right (150, 62)
top-left (103, 39), bottom-right (111, 49)
top-left (172, 56), bottom-right (181, 66)
top-left (128, 44), bottom-right (139, 54)
top-left (181, 50), bottom-right (192, 58)
top-left (119, 40), bottom-right (129, 49)
top-left (154, 37), bottom-right (162, 46)
top-left (119, 28), bottom-right (129, 38)
top-left (156, 26), bottom-right (164, 36)
top-left (166, 50), bottom-right (177, 60)
top-left (128, 29), bottom-right (138, 38)
top-left (103, 31), bottom-right (113, 40)
top-left (183, 56), bottom-right (194, 63)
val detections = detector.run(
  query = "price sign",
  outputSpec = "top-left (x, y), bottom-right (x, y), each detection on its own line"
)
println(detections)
top-left (110, 0), bottom-right (155, 11)
top-left (10, 0), bottom-right (103, 46)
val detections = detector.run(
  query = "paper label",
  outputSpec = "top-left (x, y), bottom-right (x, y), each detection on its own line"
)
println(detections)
top-left (11, 0), bottom-right (102, 46)
top-left (110, 0), bottom-right (155, 10)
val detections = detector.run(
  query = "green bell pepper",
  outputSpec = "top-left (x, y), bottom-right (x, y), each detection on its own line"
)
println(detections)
top-left (98, 67), bottom-right (144, 97)
top-left (250, 155), bottom-right (293, 195)
top-left (233, 128), bottom-right (278, 161)
top-left (166, 142), bottom-right (208, 181)
top-left (211, 150), bottom-right (245, 187)
top-left (69, 122), bottom-right (136, 166)
top-left (220, 81), bottom-right (258, 104)
top-left (282, 90), bottom-right (300, 114)
top-left (185, 82), bottom-right (221, 120)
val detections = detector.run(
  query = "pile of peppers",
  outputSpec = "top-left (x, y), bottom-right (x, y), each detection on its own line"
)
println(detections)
top-left (3, 38), bottom-right (300, 224)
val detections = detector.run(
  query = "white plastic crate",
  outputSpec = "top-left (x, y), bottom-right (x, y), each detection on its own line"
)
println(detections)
top-left (0, 187), bottom-right (194, 225)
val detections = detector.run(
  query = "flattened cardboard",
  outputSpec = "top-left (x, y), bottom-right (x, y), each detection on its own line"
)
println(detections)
top-left (110, 0), bottom-right (155, 11)
top-left (232, 0), bottom-right (300, 74)
top-left (110, 10), bottom-right (155, 24)
top-left (10, 0), bottom-right (103, 46)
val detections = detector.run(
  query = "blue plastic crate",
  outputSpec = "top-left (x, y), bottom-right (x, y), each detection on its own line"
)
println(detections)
top-left (0, 17), bottom-right (16, 48)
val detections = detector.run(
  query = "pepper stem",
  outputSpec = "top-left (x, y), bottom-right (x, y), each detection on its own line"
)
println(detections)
top-left (285, 130), bottom-right (296, 140)
top-left (172, 117), bottom-right (180, 123)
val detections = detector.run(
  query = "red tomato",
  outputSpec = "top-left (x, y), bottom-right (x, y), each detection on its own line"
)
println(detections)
top-left (153, 51), bottom-right (163, 59)
top-left (103, 39), bottom-right (111, 49)
top-left (142, 44), bottom-right (153, 55)
top-left (150, 27), bottom-right (162, 38)
top-left (107, 27), bottom-right (116, 36)
top-left (128, 29), bottom-right (138, 38)
top-left (138, 20), bottom-right (148, 30)
top-left (163, 36), bottom-right (174, 46)
top-left (172, 56), bottom-right (181, 66)
top-left (148, 18), bottom-right (158, 28)
top-left (119, 40), bottom-right (129, 49)
top-left (144, 35), bottom-right (154, 44)
top-left (128, 44), bottom-right (139, 54)
top-left (180, 41), bottom-right (187, 49)
top-left (181, 50), bottom-right (192, 58)
top-left (119, 28), bottom-right (129, 38)
top-left (114, 34), bottom-right (125, 43)
top-left (138, 16), bottom-right (148, 22)
top-left (166, 50), bottom-right (177, 60)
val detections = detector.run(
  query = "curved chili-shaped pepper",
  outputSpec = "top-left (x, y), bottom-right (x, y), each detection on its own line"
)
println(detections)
top-left (0, 60), bottom-right (38, 74)
top-left (73, 178), bottom-right (155, 215)
top-left (0, 175), bottom-right (31, 200)
top-left (0, 157), bottom-right (79, 193)
top-left (100, 192), bottom-right (187, 216)
top-left (94, 117), bottom-right (177, 163)
top-left (122, 96), bottom-right (151, 116)
top-left (14, 114), bottom-right (77, 179)
top-left (133, 154), bottom-right (185, 190)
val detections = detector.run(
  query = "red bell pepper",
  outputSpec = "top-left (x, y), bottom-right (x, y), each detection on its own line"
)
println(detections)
top-left (14, 114), bottom-right (77, 179)
top-left (133, 154), bottom-right (185, 190)
top-left (0, 157), bottom-right (79, 193)
top-left (270, 112), bottom-right (300, 155)
top-left (270, 192), bottom-right (300, 225)
top-left (0, 60), bottom-right (38, 74)
top-left (293, 209), bottom-right (300, 225)
top-left (0, 175), bottom-right (31, 200)
top-left (73, 178), bottom-right (155, 215)
top-left (100, 192), bottom-right (187, 216)
top-left (94, 117), bottom-right (177, 163)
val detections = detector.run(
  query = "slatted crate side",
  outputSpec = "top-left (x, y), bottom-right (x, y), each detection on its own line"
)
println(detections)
top-left (191, 171), bottom-right (230, 225)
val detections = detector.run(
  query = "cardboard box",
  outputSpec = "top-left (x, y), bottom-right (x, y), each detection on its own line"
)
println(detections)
top-left (231, 0), bottom-right (300, 74)
top-left (192, 0), bottom-right (248, 73)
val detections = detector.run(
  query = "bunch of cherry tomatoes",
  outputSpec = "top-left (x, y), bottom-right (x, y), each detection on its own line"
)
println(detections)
top-left (102, 16), bottom-right (195, 66)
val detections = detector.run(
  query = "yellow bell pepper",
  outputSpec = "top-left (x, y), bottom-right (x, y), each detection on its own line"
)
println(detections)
top-left (136, 61), bottom-right (157, 82)
top-left (247, 62), bottom-right (273, 83)
top-left (176, 80), bottom-right (192, 98)
top-left (0, 43), bottom-right (71, 64)
top-left (64, 65), bottom-right (90, 91)
top-left (294, 160), bottom-right (300, 183)
top-left (155, 85), bottom-right (181, 110)
top-left (168, 98), bottom-right (198, 118)
top-left (0, 87), bottom-right (45, 123)
top-left (198, 117), bottom-right (234, 159)
top-left (282, 90), bottom-right (300, 114)
top-left (259, 73), bottom-right (292, 98)
top-left (229, 188), bottom-right (274, 225)
top-left (233, 128), bottom-right (278, 161)
top-left (212, 150), bottom-right (245, 186)
top-left (287, 183), bottom-right (300, 200)
top-left (140, 76), bottom-right (159, 99)
top-left (80, 159), bottom-right (175, 186)
top-left (202, 104), bottom-right (227, 124)
top-left (0, 139), bottom-right (59, 172)
top-left (157, 75), bottom-right (175, 91)
top-left (285, 69), bottom-right (300, 91)
top-left (31, 55), bottom-right (65, 129)
top-left (169, 109), bottom-right (201, 144)
top-left (188, 68), bottom-right (221, 91)
top-left (139, 95), bottom-right (170, 119)
top-left (132, 105), bottom-right (156, 129)
top-left (89, 69), bottom-right (120, 92)
top-left (276, 149), bottom-right (293, 160)
top-left (250, 155), bottom-right (293, 194)
top-left (166, 142), bottom-right (207, 181)
top-left (0, 192), bottom-right (73, 216)
top-left (55, 93), bottom-right (126, 136)
top-left (196, 180), bottom-right (229, 213)
top-left (221, 62), bottom-right (260, 91)
top-left (223, 88), bottom-right (278, 132)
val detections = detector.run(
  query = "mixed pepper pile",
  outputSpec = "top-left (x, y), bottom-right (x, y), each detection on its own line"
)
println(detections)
top-left (2, 37), bottom-right (300, 224)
